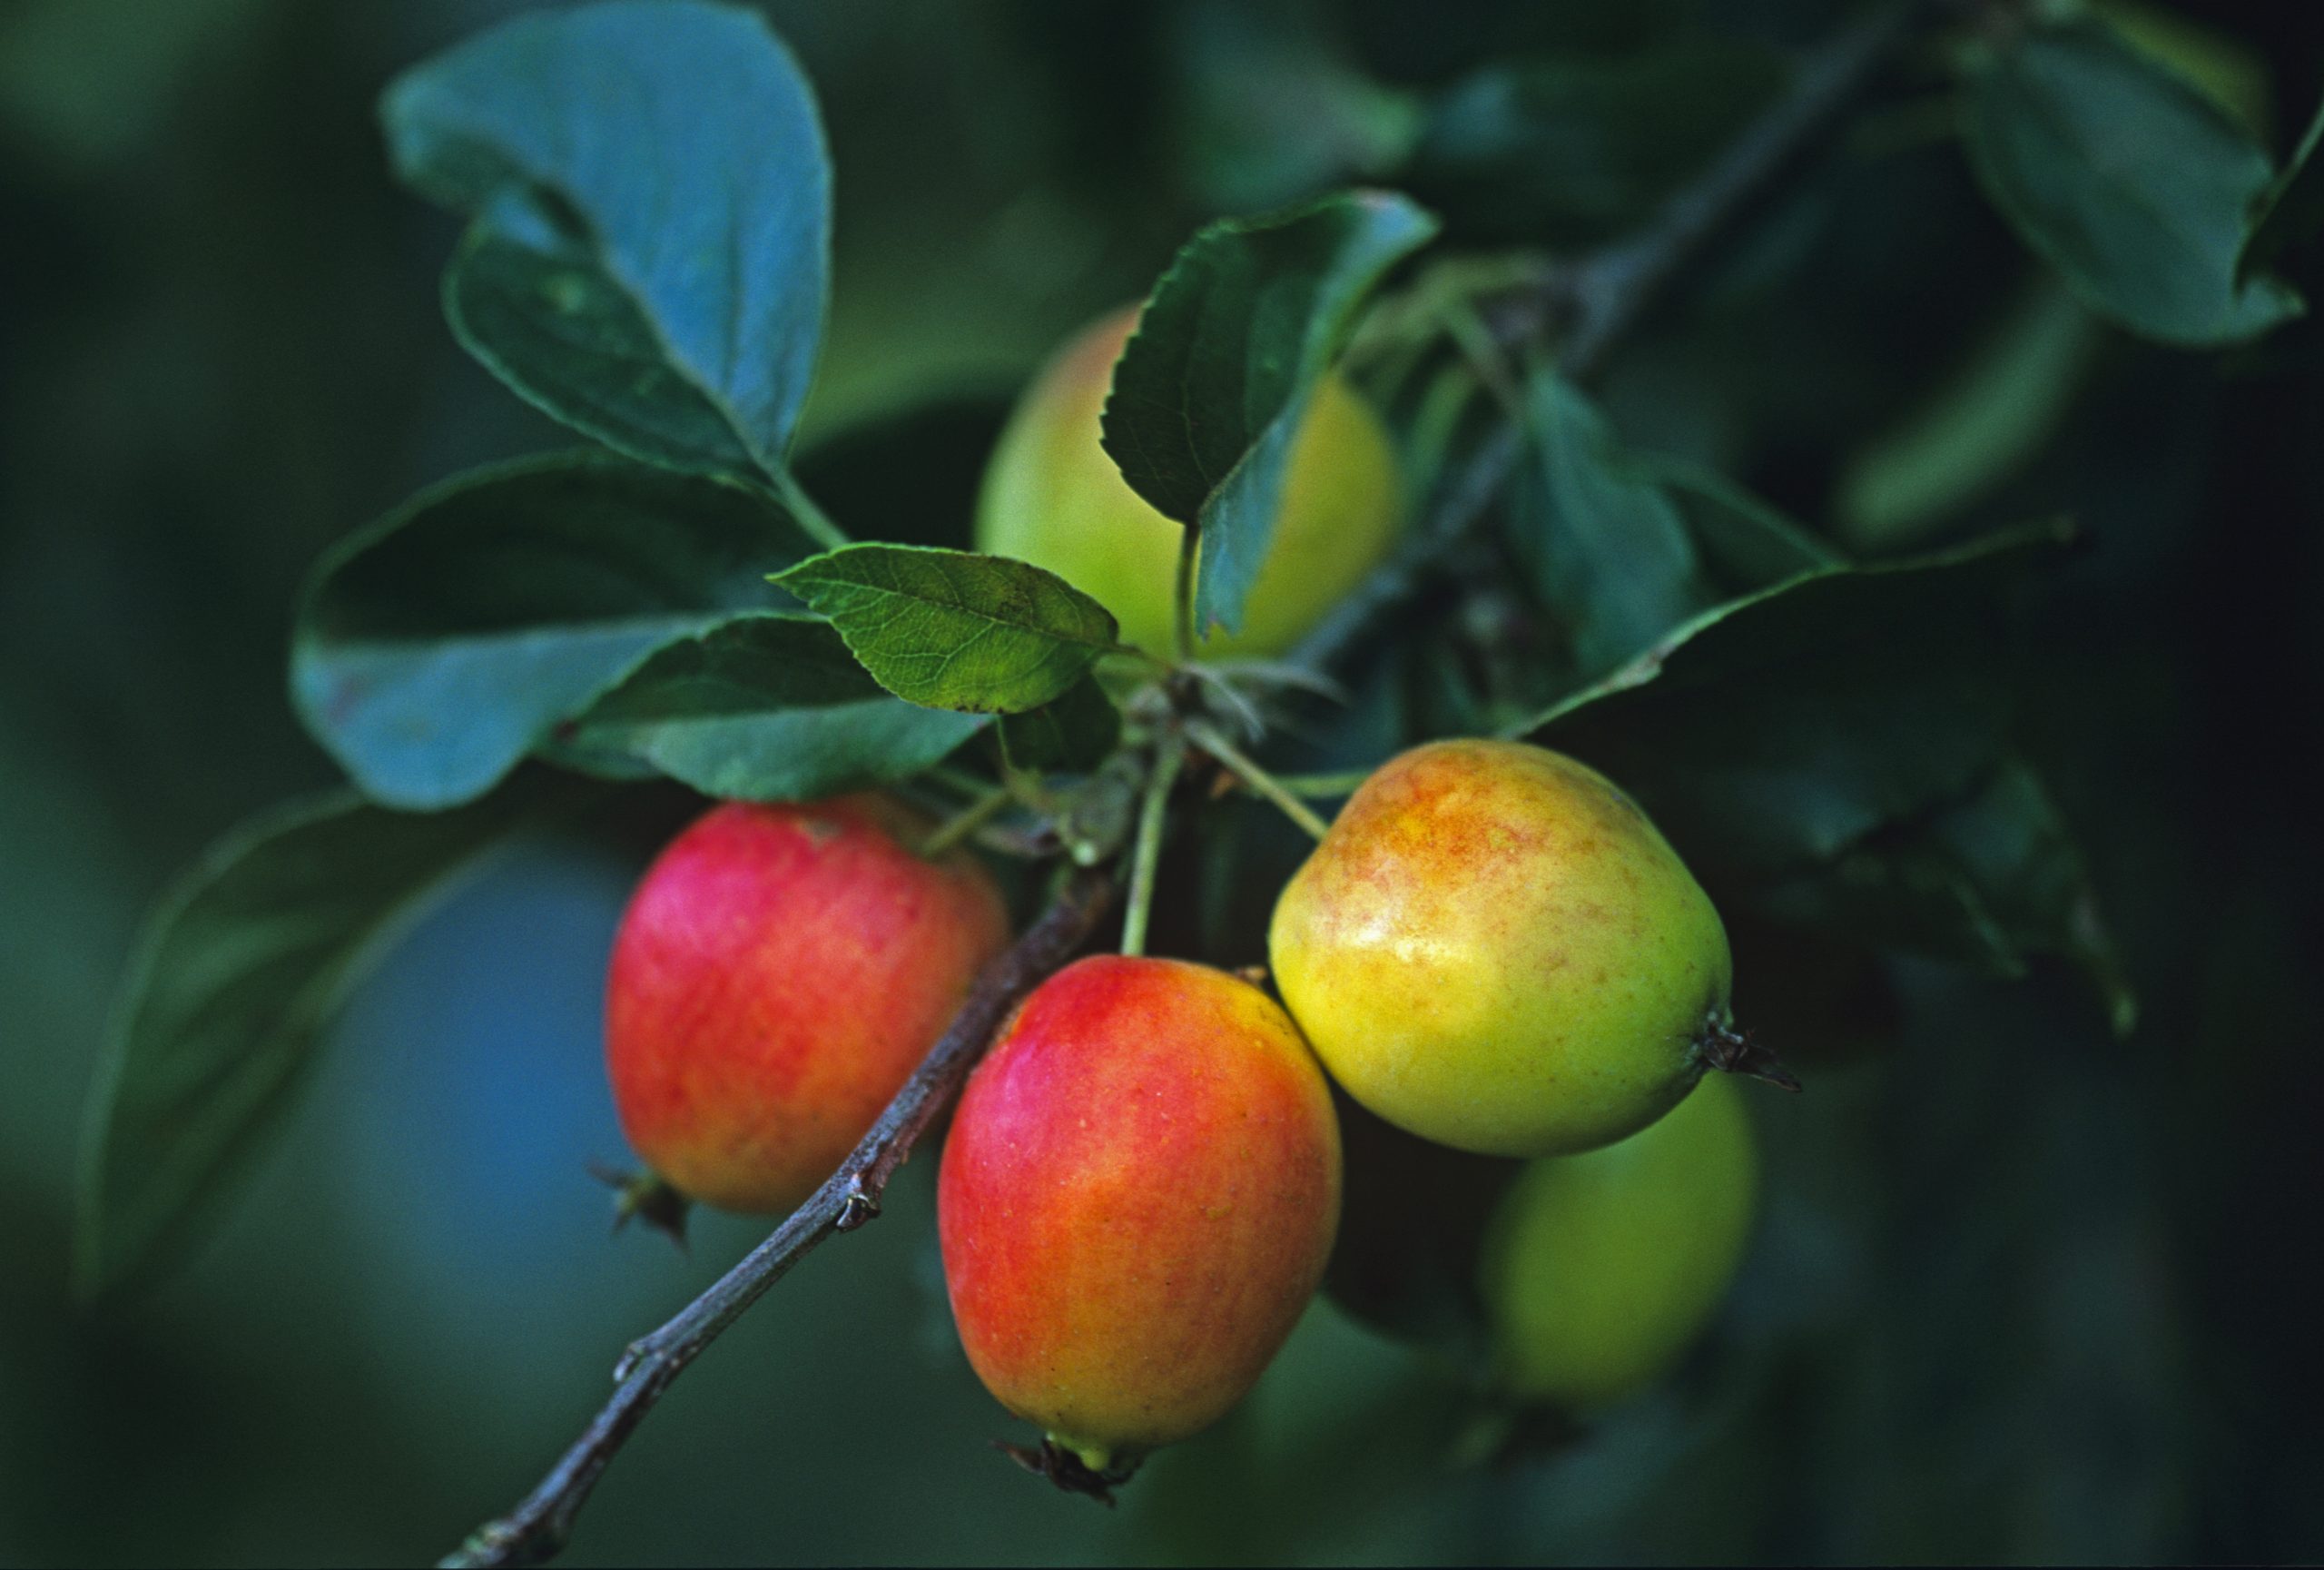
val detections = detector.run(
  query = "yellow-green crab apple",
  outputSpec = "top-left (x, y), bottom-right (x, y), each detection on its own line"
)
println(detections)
top-left (938, 955), bottom-right (1341, 1476)
top-left (1268, 737), bottom-right (1787, 1159)
top-left (973, 305), bottom-right (1403, 657)
top-left (606, 796), bottom-right (1009, 1214)
top-left (1480, 1070), bottom-right (1760, 1411)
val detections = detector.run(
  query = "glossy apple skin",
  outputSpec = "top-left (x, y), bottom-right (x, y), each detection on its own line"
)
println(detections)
top-left (973, 305), bottom-right (1403, 657)
top-left (1268, 737), bottom-right (1733, 1158)
top-left (938, 955), bottom-right (1342, 1469)
top-left (1479, 1071), bottom-right (1758, 1412)
top-left (606, 796), bottom-right (1009, 1214)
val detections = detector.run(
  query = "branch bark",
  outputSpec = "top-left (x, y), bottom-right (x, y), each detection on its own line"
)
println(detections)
top-left (1291, 0), bottom-right (1945, 674)
top-left (441, 865), bottom-right (1118, 1569)
top-left (1559, 0), bottom-right (1945, 383)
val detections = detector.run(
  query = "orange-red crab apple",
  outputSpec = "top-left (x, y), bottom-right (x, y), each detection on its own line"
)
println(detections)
top-left (938, 955), bottom-right (1342, 1473)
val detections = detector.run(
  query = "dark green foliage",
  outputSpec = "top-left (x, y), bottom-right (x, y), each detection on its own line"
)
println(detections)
top-left (17, 0), bottom-right (2323, 1560)
top-left (999, 676), bottom-right (1127, 775)
top-left (1408, 35), bottom-right (1787, 245)
top-left (75, 776), bottom-right (586, 1298)
top-left (292, 454), bottom-right (817, 810)
top-left (1099, 191), bottom-right (1439, 635)
top-left (563, 614), bottom-right (990, 802)
top-left (1510, 373), bottom-right (1721, 681)
top-left (1964, 20), bottom-right (2301, 345)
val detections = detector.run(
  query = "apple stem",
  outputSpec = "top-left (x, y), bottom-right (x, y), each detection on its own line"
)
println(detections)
top-left (1265, 767), bottom-right (1373, 800)
top-left (1187, 720), bottom-right (1333, 842)
top-left (1172, 522), bottom-right (1201, 664)
top-left (918, 785), bottom-right (1013, 859)
top-left (1694, 1022), bottom-right (1804, 1091)
top-left (1119, 735), bottom-right (1185, 958)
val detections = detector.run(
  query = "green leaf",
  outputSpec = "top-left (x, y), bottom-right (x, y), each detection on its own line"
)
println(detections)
top-left (1171, 5), bottom-right (1422, 213)
top-left (293, 453), bottom-right (812, 811)
top-left (1962, 22), bottom-right (2302, 346)
top-left (1645, 457), bottom-right (1844, 591)
top-left (1407, 37), bottom-right (1787, 246)
top-left (997, 674), bottom-right (1123, 775)
top-left (772, 544), bottom-right (1120, 714)
top-left (1509, 373), bottom-right (1719, 681)
top-left (75, 777), bottom-right (574, 1298)
top-left (381, 0), bottom-right (830, 476)
top-left (1523, 521), bottom-right (2127, 1021)
top-left (566, 613), bottom-right (988, 801)
top-left (1524, 523), bottom-right (2071, 876)
top-left (1758, 759), bottom-right (2136, 1034)
top-left (1102, 190), bottom-right (1439, 637)
top-left (2240, 95), bottom-right (2324, 285)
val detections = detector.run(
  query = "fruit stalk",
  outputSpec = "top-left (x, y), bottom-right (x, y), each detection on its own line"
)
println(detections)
top-left (441, 865), bottom-right (1118, 1570)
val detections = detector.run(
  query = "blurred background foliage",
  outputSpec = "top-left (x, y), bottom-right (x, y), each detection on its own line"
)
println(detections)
top-left (4, 0), bottom-right (2322, 1563)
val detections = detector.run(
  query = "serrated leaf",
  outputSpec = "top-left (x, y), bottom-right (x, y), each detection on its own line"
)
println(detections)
top-left (997, 674), bottom-right (1123, 775)
top-left (1525, 523), bottom-right (2070, 876)
top-left (381, 0), bottom-right (830, 476)
top-left (1510, 372), bottom-right (1719, 681)
top-left (1963, 22), bottom-right (2301, 346)
top-left (293, 454), bottom-right (812, 811)
top-left (566, 613), bottom-right (988, 800)
top-left (1102, 190), bottom-right (1438, 637)
top-left (1758, 758), bottom-right (2136, 1034)
top-left (772, 545), bottom-right (1120, 713)
top-left (76, 776), bottom-right (576, 1298)
top-left (1521, 523), bottom-right (2126, 1022)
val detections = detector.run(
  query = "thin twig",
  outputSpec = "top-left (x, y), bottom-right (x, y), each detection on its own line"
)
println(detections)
top-left (919, 787), bottom-right (1012, 859)
top-left (441, 867), bottom-right (1118, 1569)
top-left (1560, 0), bottom-right (1943, 384)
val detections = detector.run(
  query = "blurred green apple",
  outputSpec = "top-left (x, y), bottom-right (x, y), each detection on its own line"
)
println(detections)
top-left (1480, 1070), bottom-right (1759, 1412)
top-left (974, 306), bottom-right (1402, 658)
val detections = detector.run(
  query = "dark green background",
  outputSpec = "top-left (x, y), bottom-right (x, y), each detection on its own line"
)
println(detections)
top-left (4, 0), bottom-right (2320, 1563)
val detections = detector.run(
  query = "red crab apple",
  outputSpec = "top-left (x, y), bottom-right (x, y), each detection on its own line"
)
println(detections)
top-left (938, 955), bottom-right (1342, 1479)
top-left (606, 796), bottom-right (1009, 1214)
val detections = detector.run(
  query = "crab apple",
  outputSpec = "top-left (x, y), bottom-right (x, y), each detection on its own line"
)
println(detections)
top-left (938, 955), bottom-right (1341, 1474)
top-left (606, 795), bottom-right (1009, 1215)
top-left (1269, 736), bottom-right (1759, 1160)
top-left (1479, 1070), bottom-right (1759, 1412)
top-left (972, 305), bottom-right (1403, 657)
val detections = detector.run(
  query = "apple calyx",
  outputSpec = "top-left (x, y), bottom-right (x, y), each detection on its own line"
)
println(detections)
top-left (590, 1160), bottom-right (693, 1249)
top-left (1691, 1021), bottom-right (1803, 1092)
top-left (990, 1437), bottom-right (1142, 1506)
